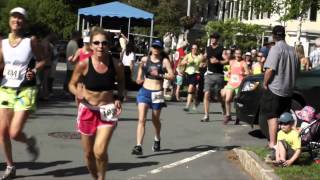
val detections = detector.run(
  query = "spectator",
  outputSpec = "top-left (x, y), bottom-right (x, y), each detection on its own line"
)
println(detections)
top-left (309, 38), bottom-right (320, 68)
top-left (260, 25), bottom-right (299, 150)
top-left (121, 42), bottom-right (136, 100)
top-left (119, 33), bottom-right (128, 53)
top-left (273, 112), bottom-right (301, 167)
top-left (64, 31), bottom-right (81, 95)
top-left (174, 41), bottom-right (187, 101)
top-left (295, 44), bottom-right (310, 71)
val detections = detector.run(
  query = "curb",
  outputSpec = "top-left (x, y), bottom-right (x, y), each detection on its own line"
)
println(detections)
top-left (233, 148), bottom-right (280, 180)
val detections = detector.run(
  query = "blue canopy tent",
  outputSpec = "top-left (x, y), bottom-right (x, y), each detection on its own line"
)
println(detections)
top-left (77, 1), bottom-right (154, 46)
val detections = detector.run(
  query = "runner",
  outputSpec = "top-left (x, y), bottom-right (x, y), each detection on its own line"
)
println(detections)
top-left (68, 27), bottom-right (125, 180)
top-left (221, 49), bottom-right (249, 124)
top-left (132, 40), bottom-right (174, 155)
top-left (0, 7), bottom-right (45, 179)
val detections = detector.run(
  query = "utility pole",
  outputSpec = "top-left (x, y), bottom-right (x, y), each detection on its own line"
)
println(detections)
top-left (187, 0), bottom-right (191, 16)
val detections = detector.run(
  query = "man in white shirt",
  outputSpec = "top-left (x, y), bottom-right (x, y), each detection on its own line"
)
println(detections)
top-left (309, 38), bottom-right (320, 69)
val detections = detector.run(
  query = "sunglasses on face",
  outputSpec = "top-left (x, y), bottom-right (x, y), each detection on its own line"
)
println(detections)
top-left (92, 41), bottom-right (108, 46)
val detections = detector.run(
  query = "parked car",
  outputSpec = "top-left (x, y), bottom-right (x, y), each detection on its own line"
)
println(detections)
top-left (234, 67), bottom-right (320, 137)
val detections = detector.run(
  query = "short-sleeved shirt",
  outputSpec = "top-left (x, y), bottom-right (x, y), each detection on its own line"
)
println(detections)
top-left (66, 40), bottom-right (79, 70)
top-left (277, 129), bottom-right (301, 150)
top-left (264, 40), bottom-right (299, 97)
top-left (206, 45), bottom-right (224, 74)
top-left (309, 48), bottom-right (320, 68)
top-left (184, 53), bottom-right (201, 75)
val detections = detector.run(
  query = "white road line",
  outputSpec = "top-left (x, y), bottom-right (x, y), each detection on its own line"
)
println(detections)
top-left (128, 150), bottom-right (216, 180)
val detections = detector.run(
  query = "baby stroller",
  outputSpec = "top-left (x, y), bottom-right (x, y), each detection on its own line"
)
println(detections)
top-left (292, 106), bottom-right (320, 159)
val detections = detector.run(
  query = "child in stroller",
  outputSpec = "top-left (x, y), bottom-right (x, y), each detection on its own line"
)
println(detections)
top-left (293, 106), bottom-right (320, 159)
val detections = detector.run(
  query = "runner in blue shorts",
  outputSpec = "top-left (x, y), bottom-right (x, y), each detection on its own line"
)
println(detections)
top-left (132, 40), bottom-right (174, 155)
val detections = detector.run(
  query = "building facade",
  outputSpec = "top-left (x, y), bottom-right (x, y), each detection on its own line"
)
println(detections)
top-left (216, 0), bottom-right (320, 55)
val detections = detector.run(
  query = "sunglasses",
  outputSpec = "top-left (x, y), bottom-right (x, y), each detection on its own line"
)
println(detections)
top-left (257, 55), bottom-right (263, 57)
top-left (92, 41), bottom-right (108, 46)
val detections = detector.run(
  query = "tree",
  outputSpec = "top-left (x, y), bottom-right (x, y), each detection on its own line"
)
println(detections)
top-left (0, 0), bottom-right (76, 38)
top-left (204, 19), bottom-right (264, 51)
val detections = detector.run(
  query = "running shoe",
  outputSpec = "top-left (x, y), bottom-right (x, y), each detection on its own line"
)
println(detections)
top-left (26, 136), bottom-right (39, 162)
top-left (131, 145), bottom-right (143, 155)
top-left (183, 107), bottom-right (190, 112)
top-left (200, 115), bottom-right (209, 122)
top-left (1, 166), bottom-right (16, 180)
top-left (152, 140), bottom-right (161, 152)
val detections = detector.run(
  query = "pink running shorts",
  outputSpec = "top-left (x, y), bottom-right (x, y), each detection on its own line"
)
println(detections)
top-left (76, 103), bottom-right (116, 136)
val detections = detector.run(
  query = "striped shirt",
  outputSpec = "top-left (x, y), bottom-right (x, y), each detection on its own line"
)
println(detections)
top-left (309, 48), bottom-right (320, 68)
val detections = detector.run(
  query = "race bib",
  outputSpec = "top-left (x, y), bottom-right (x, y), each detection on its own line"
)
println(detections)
top-left (151, 91), bottom-right (165, 103)
top-left (99, 104), bottom-right (118, 122)
top-left (3, 64), bottom-right (23, 80)
top-left (230, 74), bottom-right (240, 83)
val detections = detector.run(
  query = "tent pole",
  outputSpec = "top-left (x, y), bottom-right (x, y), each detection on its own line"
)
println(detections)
top-left (82, 17), bottom-right (85, 33)
top-left (100, 16), bottom-right (103, 27)
top-left (127, 18), bottom-right (131, 41)
top-left (77, 14), bottom-right (80, 31)
top-left (149, 19), bottom-right (154, 49)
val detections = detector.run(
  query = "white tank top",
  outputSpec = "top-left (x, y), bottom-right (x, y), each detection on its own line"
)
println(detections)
top-left (1, 37), bottom-right (34, 88)
top-left (122, 52), bottom-right (135, 66)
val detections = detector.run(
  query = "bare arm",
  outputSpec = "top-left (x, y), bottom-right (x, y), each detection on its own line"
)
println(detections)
top-left (0, 44), bottom-right (4, 74)
top-left (283, 149), bottom-right (301, 167)
top-left (136, 57), bottom-right (147, 84)
top-left (243, 62), bottom-right (250, 76)
top-left (180, 55), bottom-right (188, 66)
top-left (68, 61), bottom-right (86, 98)
top-left (163, 58), bottom-right (175, 81)
top-left (263, 68), bottom-right (274, 90)
top-left (69, 48), bottom-right (80, 62)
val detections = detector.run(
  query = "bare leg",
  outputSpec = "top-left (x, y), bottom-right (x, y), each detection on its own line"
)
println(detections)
top-left (136, 103), bottom-right (149, 145)
top-left (224, 89), bottom-right (234, 117)
top-left (203, 91), bottom-right (210, 116)
top-left (151, 110), bottom-right (161, 140)
top-left (81, 135), bottom-right (98, 180)
top-left (94, 126), bottom-right (114, 180)
top-left (268, 118), bottom-right (278, 148)
top-left (0, 109), bottom-right (14, 166)
top-left (185, 84), bottom-right (194, 108)
top-left (175, 85), bottom-right (181, 101)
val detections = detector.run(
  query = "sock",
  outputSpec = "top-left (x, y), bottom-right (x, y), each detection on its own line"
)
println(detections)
top-left (136, 144), bottom-right (142, 146)
top-left (154, 136), bottom-right (160, 141)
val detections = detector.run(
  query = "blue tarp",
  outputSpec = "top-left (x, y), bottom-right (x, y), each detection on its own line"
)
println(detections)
top-left (78, 1), bottom-right (154, 20)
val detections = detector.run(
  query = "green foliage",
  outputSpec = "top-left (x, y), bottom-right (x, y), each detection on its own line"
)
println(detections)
top-left (252, 0), bottom-right (317, 22)
top-left (180, 16), bottom-right (197, 30)
top-left (0, 0), bottom-right (76, 38)
top-left (204, 19), bottom-right (264, 51)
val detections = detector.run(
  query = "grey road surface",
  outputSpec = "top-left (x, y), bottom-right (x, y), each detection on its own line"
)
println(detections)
top-left (0, 63), bottom-right (266, 180)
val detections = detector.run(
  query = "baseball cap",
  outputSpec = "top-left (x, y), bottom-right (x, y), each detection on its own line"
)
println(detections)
top-left (272, 25), bottom-right (285, 36)
top-left (83, 36), bottom-right (90, 43)
top-left (151, 40), bottom-right (163, 48)
top-left (10, 7), bottom-right (27, 18)
top-left (278, 112), bottom-right (294, 123)
top-left (245, 52), bottom-right (251, 56)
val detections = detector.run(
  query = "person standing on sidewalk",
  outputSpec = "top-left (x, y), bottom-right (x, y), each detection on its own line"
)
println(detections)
top-left (0, 7), bottom-right (45, 179)
top-left (132, 40), bottom-right (174, 155)
top-left (260, 25), bottom-right (299, 150)
top-left (201, 33), bottom-right (226, 122)
top-left (69, 28), bottom-right (125, 180)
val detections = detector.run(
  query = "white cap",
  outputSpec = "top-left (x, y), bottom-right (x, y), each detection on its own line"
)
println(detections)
top-left (245, 52), bottom-right (251, 56)
top-left (10, 7), bottom-right (27, 18)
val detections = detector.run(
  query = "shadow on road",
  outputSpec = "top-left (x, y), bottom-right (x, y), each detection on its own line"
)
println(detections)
top-left (137, 145), bottom-right (240, 159)
top-left (0, 160), bottom-right (71, 171)
top-left (18, 161), bottom-right (159, 178)
top-left (248, 129), bottom-right (266, 139)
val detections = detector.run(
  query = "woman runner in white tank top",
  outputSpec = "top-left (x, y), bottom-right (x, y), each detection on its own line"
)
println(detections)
top-left (0, 7), bottom-right (46, 179)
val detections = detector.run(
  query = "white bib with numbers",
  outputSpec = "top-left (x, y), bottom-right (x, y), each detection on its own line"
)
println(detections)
top-left (3, 64), bottom-right (23, 80)
top-left (151, 91), bottom-right (165, 103)
top-left (99, 104), bottom-right (118, 122)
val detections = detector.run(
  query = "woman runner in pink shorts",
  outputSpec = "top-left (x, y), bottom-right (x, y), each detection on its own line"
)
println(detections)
top-left (69, 28), bottom-right (125, 180)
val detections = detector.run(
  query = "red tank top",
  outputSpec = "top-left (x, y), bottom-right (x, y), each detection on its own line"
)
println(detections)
top-left (79, 49), bottom-right (93, 62)
top-left (228, 60), bottom-right (246, 88)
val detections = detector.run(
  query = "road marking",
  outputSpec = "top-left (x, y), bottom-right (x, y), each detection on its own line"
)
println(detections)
top-left (128, 150), bottom-right (216, 180)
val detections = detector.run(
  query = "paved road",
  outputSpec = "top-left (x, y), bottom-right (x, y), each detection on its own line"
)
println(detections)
top-left (0, 64), bottom-right (266, 180)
